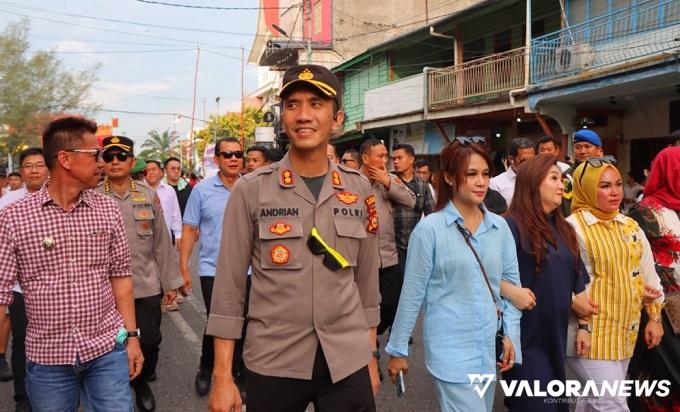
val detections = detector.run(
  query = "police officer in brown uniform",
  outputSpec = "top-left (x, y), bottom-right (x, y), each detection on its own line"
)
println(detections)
top-left (359, 138), bottom-right (416, 337)
top-left (96, 136), bottom-right (184, 412)
top-left (207, 65), bottom-right (381, 412)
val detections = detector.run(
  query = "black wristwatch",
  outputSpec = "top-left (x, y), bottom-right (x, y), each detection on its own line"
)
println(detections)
top-left (126, 328), bottom-right (141, 339)
top-left (577, 323), bottom-right (591, 333)
top-left (372, 350), bottom-right (380, 360)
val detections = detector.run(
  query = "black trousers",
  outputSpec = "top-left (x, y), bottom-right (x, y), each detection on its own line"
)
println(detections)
top-left (245, 345), bottom-right (375, 412)
top-left (132, 294), bottom-right (162, 384)
top-left (200, 276), bottom-right (250, 378)
top-left (377, 262), bottom-right (404, 336)
top-left (9, 291), bottom-right (27, 402)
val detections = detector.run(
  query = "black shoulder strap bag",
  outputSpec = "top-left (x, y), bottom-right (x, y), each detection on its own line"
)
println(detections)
top-left (455, 222), bottom-right (505, 361)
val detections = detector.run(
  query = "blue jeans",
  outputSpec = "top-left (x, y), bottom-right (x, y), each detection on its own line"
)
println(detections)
top-left (26, 342), bottom-right (133, 412)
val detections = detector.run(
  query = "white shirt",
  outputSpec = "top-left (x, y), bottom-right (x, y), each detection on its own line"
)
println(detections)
top-left (0, 186), bottom-right (27, 210)
top-left (149, 181), bottom-right (182, 240)
top-left (557, 161), bottom-right (571, 174)
top-left (0, 187), bottom-right (28, 293)
top-left (489, 167), bottom-right (516, 207)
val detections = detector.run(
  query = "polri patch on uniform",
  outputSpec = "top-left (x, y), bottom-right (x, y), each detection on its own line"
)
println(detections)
top-left (365, 195), bottom-right (378, 234)
top-left (281, 170), bottom-right (294, 186)
top-left (269, 222), bottom-right (292, 236)
top-left (335, 191), bottom-right (359, 205)
top-left (271, 244), bottom-right (290, 264)
top-left (331, 171), bottom-right (342, 186)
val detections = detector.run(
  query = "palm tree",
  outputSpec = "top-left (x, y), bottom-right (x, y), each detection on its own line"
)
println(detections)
top-left (138, 129), bottom-right (179, 162)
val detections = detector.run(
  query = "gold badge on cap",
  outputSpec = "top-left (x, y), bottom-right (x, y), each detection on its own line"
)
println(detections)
top-left (42, 236), bottom-right (56, 251)
top-left (298, 68), bottom-right (314, 80)
top-left (111, 136), bottom-right (120, 143)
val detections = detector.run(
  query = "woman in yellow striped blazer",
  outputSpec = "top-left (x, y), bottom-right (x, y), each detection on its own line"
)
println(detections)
top-left (564, 157), bottom-right (664, 411)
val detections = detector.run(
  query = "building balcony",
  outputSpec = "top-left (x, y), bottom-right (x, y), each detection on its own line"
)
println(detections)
top-left (531, 0), bottom-right (680, 86)
top-left (426, 47), bottom-right (526, 111)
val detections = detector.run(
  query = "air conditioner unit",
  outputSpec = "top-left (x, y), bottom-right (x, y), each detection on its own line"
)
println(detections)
top-left (554, 43), bottom-right (594, 73)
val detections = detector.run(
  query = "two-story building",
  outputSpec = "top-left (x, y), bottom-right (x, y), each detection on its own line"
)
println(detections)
top-left (528, 0), bottom-right (680, 176)
top-left (332, 0), bottom-right (564, 170)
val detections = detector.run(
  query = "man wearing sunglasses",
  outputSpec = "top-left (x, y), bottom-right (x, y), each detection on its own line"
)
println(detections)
top-left (180, 137), bottom-right (246, 397)
top-left (97, 135), bottom-right (184, 412)
top-left (0, 116), bottom-right (143, 411)
top-left (207, 65), bottom-right (381, 412)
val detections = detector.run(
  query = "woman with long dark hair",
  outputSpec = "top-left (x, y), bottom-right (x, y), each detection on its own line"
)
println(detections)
top-left (501, 154), bottom-right (590, 411)
top-left (384, 137), bottom-right (522, 411)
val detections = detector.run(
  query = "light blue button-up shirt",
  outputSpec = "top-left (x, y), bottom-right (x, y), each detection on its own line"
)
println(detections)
top-left (385, 200), bottom-right (522, 383)
top-left (183, 174), bottom-right (232, 277)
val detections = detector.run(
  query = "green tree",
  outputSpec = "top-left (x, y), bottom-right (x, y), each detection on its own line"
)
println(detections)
top-left (0, 19), bottom-right (99, 161)
top-left (194, 107), bottom-right (267, 161)
top-left (138, 129), bottom-right (179, 162)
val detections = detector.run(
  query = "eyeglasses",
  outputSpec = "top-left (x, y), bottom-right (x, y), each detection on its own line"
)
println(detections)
top-left (340, 158), bottom-right (357, 164)
top-left (21, 163), bottom-right (47, 170)
top-left (102, 151), bottom-right (132, 163)
top-left (217, 150), bottom-right (244, 159)
top-left (454, 136), bottom-right (486, 146)
top-left (307, 227), bottom-right (349, 271)
top-left (578, 155), bottom-right (617, 186)
top-left (63, 149), bottom-right (102, 159)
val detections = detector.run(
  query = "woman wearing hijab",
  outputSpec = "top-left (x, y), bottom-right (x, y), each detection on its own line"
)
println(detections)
top-left (627, 147), bottom-right (680, 410)
top-left (502, 155), bottom-right (590, 411)
top-left (384, 137), bottom-right (522, 412)
top-left (565, 157), bottom-right (664, 411)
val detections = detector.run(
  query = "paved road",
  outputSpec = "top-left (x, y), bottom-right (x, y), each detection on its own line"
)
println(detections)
top-left (0, 250), bottom-right (507, 411)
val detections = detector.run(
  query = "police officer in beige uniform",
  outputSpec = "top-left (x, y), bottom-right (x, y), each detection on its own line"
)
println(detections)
top-left (359, 138), bottom-right (416, 337)
top-left (207, 65), bottom-right (381, 412)
top-left (97, 136), bottom-right (184, 412)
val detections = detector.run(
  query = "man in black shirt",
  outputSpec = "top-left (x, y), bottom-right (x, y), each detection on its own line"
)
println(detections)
top-left (163, 157), bottom-right (192, 216)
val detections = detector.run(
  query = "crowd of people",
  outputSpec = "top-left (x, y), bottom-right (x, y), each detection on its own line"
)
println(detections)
top-left (0, 64), bottom-right (678, 412)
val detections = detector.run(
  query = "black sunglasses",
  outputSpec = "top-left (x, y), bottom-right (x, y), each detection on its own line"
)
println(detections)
top-left (217, 150), bottom-right (244, 159)
top-left (454, 136), bottom-right (486, 146)
top-left (307, 228), bottom-right (349, 271)
top-left (579, 155), bottom-right (617, 186)
top-left (102, 151), bottom-right (132, 163)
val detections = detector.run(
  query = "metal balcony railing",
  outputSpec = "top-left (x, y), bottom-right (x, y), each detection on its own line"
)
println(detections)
top-left (427, 47), bottom-right (526, 110)
top-left (531, 0), bottom-right (680, 85)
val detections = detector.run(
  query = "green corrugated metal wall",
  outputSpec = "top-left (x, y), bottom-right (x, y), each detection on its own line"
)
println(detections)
top-left (341, 53), bottom-right (389, 132)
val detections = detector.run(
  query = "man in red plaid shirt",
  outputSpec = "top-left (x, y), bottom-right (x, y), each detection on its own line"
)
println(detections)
top-left (0, 116), bottom-right (143, 412)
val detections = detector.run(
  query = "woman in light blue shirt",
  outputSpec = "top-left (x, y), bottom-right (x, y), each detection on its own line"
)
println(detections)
top-left (386, 137), bottom-right (522, 412)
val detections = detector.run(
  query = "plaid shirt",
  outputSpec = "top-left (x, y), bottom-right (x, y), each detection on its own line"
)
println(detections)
top-left (0, 184), bottom-right (132, 365)
top-left (394, 175), bottom-right (434, 251)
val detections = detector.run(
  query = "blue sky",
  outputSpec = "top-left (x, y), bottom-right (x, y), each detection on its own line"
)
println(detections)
top-left (0, 0), bottom-right (260, 147)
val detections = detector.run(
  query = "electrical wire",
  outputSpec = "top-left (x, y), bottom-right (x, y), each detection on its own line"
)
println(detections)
top-left (0, 1), bottom-right (265, 37)
top-left (0, 8), bottom-right (238, 47)
top-left (134, 0), bottom-right (288, 10)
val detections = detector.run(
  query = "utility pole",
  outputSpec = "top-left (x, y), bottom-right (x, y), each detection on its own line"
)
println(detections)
top-left (240, 47), bottom-right (245, 148)
top-left (189, 46), bottom-right (200, 172)
top-left (305, 0), bottom-right (312, 64)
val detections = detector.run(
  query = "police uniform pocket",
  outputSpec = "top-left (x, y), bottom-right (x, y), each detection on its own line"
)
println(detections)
top-left (133, 207), bottom-right (154, 236)
top-left (259, 220), bottom-right (303, 270)
top-left (333, 218), bottom-right (367, 267)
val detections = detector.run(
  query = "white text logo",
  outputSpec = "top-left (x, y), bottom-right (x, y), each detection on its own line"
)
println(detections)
top-left (467, 374), bottom-right (496, 398)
